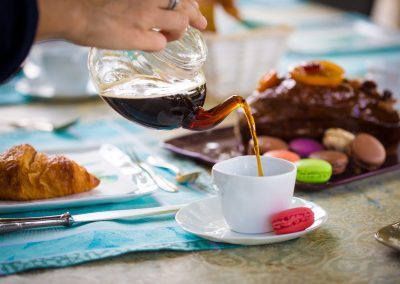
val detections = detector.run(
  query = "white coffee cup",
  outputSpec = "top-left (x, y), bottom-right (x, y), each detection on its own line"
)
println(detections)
top-left (212, 156), bottom-right (297, 234)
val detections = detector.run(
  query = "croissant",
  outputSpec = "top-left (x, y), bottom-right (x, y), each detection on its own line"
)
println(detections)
top-left (0, 144), bottom-right (100, 201)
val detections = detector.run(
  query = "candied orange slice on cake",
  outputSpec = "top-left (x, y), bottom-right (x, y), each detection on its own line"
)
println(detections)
top-left (289, 60), bottom-right (345, 87)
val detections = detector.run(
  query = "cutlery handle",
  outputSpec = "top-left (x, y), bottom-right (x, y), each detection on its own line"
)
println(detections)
top-left (139, 162), bottom-right (179, 193)
top-left (0, 213), bottom-right (73, 234)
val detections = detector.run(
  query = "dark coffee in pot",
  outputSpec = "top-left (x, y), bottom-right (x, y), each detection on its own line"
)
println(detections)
top-left (101, 84), bottom-right (206, 130)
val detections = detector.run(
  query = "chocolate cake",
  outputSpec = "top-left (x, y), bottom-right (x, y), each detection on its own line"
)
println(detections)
top-left (237, 63), bottom-right (400, 153)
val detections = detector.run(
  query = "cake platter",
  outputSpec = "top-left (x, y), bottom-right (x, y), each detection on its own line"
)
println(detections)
top-left (162, 126), bottom-right (400, 191)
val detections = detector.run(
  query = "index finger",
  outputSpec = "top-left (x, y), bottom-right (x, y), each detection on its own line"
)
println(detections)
top-left (174, 0), bottom-right (207, 30)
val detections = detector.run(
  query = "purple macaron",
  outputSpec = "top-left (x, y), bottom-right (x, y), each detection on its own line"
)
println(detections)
top-left (289, 138), bottom-right (324, 157)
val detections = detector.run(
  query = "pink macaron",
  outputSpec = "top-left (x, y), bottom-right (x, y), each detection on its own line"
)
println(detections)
top-left (289, 138), bottom-right (324, 157)
top-left (271, 207), bottom-right (314, 235)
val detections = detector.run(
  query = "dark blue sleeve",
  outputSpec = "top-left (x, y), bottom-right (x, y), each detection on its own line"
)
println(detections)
top-left (0, 0), bottom-right (38, 83)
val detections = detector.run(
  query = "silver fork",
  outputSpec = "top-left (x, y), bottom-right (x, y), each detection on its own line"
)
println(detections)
top-left (3, 117), bottom-right (79, 132)
top-left (123, 146), bottom-right (179, 193)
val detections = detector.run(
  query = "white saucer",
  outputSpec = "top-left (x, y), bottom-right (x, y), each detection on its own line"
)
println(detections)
top-left (175, 196), bottom-right (328, 245)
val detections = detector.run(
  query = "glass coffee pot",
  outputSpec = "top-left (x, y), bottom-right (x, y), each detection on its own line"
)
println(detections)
top-left (88, 27), bottom-right (246, 131)
top-left (89, 27), bottom-right (263, 175)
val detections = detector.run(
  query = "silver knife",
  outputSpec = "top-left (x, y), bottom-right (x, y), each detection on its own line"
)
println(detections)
top-left (0, 203), bottom-right (185, 234)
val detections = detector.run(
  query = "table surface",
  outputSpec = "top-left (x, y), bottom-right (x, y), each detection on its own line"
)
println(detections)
top-left (2, 2), bottom-right (400, 284)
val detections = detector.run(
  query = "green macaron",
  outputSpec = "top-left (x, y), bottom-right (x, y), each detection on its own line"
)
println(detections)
top-left (295, 158), bottom-right (332, 184)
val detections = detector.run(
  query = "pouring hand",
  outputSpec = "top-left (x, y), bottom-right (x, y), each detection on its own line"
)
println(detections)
top-left (36, 0), bottom-right (207, 51)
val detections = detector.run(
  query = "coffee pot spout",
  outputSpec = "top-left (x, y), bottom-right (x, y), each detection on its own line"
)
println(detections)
top-left (181, 95), bottom-right (247, 131)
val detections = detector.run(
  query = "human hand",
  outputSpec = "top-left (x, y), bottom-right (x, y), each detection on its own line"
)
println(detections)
top-left (36, 0), bottom-right (207, 51)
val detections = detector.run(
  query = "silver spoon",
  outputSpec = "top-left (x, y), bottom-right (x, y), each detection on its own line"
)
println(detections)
top-left (147, 156), bottom-right (201, 184)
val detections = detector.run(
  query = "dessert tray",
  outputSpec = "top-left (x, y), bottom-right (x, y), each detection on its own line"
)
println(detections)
top-left (163, 126), bottom-right (400, 190)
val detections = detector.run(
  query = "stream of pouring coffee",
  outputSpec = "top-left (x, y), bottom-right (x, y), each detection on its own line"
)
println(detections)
top-left (241, 101), bottom-right (264, 176)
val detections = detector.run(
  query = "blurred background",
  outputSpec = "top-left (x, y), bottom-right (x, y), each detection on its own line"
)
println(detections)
top-left (314, 0), bottom-right (399, 29)
top-left (1, 0), bottom-right (400, 136)
top-left (195, 0), bottom-right (400, 100)
top-left (237, 0), bottom-right (400, 29)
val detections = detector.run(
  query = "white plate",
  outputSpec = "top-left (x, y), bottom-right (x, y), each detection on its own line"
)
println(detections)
top-left (16, 41), bottom-right (97, 101)
top-left (176, 196), bottom-right (327, 245)
top-left (16, 78), bottom-right (97, 101)
top-left (0, 149), bottom-right (157, 213)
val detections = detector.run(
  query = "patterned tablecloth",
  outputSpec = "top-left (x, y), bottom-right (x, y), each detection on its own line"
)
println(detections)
top-left (4, 169), bottom-right (400, 283)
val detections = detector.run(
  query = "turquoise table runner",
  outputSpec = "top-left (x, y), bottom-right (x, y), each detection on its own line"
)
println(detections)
top-left (0, 76), bottom-right (31, 105)
top-left (0, 119), bottom-right (234, 276)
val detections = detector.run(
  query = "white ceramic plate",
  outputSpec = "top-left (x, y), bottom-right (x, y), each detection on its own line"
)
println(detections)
top-left (0, 149), bottom-right (157, 213)
top-left (16, 41), bottom-right (97, 101)
top-left (176, 196), bottom-right (328, 245)
top-left (16, 78), bottom-right (97, 101)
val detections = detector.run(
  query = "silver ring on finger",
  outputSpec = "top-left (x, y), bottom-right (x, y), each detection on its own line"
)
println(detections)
top-left (167, 0), bottom-right (180, 10)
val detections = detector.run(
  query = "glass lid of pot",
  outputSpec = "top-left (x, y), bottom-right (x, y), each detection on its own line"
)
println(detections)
top-left (88, 26), bottom-right (207, 98)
